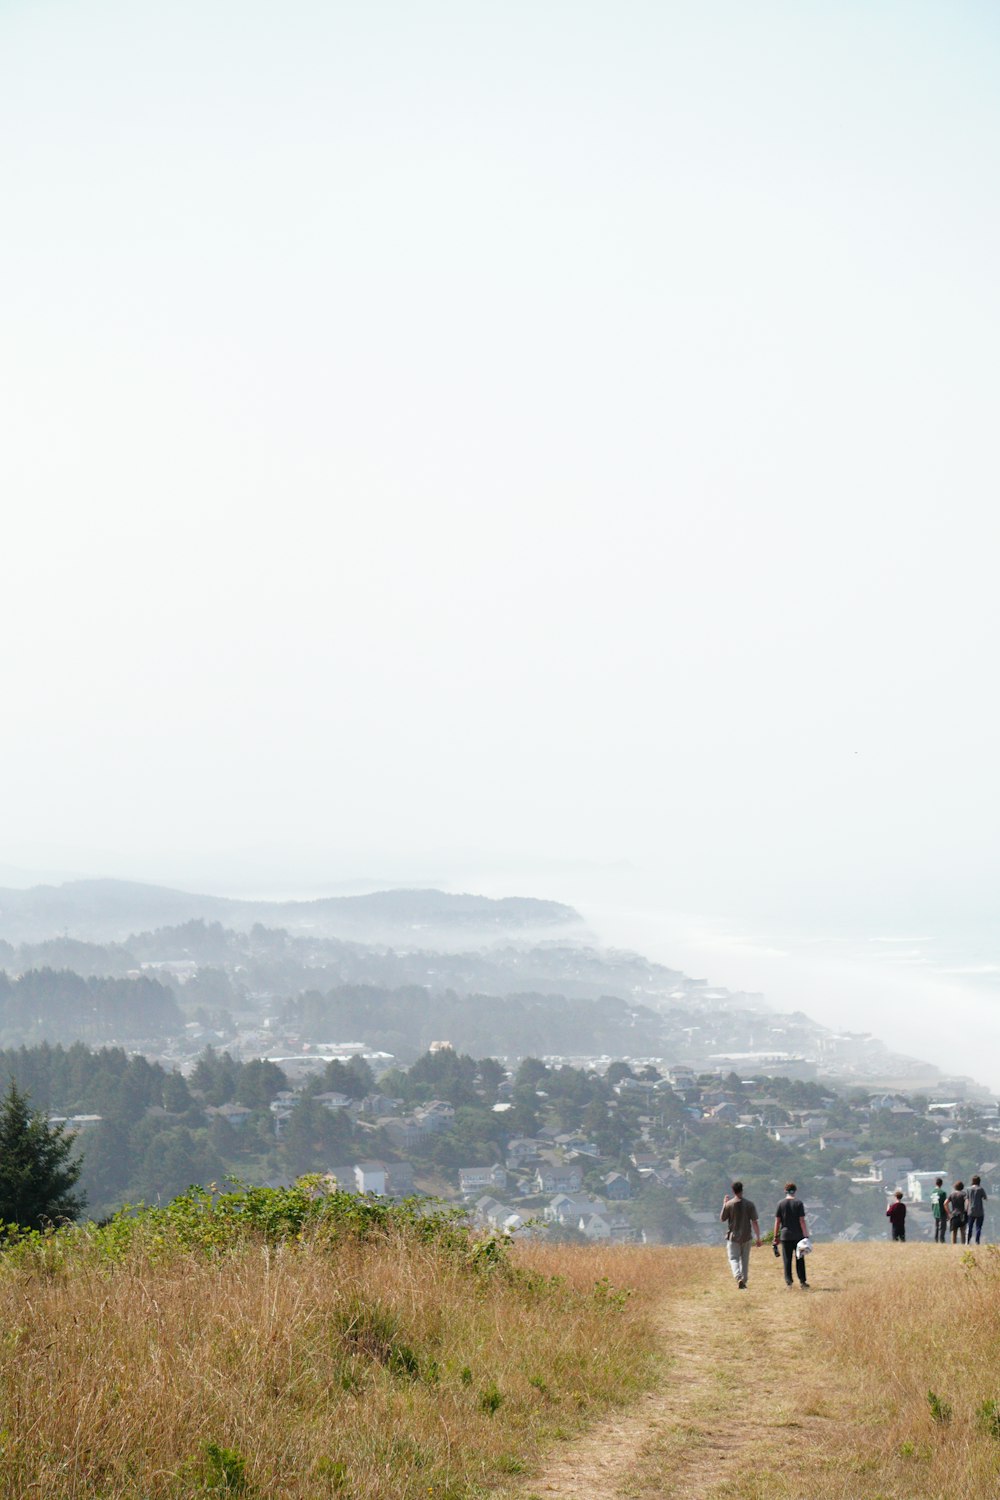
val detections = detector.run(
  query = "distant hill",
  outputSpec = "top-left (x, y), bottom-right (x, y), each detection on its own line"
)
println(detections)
top-left (0, 879), bottom-right (583, 946)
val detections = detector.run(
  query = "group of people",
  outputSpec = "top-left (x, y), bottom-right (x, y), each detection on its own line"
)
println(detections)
top-left (888, 1176), bottom-right (988, 1244)
top-left (720, 1181), bottom-right (810, 1290)
top-left (720, 1174), bottom-right (990, 1288)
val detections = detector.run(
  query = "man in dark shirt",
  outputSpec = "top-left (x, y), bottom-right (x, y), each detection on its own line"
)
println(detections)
top-left (773, 1183), bottom-right (810, 1288)
top-left (886, 1190), bottom-right (906, 1241)
top-left (720, 1180), bottom-right (761, 1289)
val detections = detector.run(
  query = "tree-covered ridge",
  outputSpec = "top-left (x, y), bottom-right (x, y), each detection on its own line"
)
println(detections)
top-left (0, 969), bottom-right (181, 1041)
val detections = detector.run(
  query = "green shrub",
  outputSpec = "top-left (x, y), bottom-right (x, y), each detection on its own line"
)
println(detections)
top-left (201, 1441), bottom-right (249, 1494)
top-left (927, 1390), bottom-right (952, 1425)
top-left (976, 1398), bottom-right (1000, 1438)
top-left (479, 1382), bottom-right (503, 1414)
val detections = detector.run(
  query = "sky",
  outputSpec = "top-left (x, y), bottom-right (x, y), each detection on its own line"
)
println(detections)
top-left (3, 3), bottom-right (1000, 1077)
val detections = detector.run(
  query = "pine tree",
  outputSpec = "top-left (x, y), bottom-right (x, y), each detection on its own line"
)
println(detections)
top-left (0, 1080), bottom-right (85, 1230)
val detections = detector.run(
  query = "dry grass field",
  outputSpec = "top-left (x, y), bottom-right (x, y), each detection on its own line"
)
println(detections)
top-left (514, 1238), bottom-right (1000, 1500)
top-left (0, 1194), bottom-right (682, 1499)
top-left (1, 1201), bottom-right (997, 1500)
top-left (808, 1240), bottom-right (1000, 1497)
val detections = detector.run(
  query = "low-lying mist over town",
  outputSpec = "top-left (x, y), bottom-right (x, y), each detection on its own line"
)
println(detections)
top-left (0, 873), bottom-right (993, 1243)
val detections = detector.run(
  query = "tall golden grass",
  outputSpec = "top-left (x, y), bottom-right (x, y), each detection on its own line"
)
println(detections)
top-left (810, 1242), bottom-right (1000, 1495)
top-left (0, 1227), bottom-right (685, 1498)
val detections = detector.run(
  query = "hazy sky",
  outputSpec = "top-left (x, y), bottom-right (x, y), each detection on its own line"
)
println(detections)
top-left (3, 3), bottom-right (1000, 1073)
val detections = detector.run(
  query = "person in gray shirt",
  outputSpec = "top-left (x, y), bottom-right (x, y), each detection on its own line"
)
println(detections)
top-left (967, 1175), bottom-right (988, 1245)
top-left (720, 1181), bottom-right (762, 1290)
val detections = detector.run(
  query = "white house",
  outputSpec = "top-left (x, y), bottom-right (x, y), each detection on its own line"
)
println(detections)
top-left (354, 1161), bottom-right (388, 1195)
top-left (907, 1171), bottom-right (946, 1202)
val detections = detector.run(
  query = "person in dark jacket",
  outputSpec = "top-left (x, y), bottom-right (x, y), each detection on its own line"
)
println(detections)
top-left (773, 1182), bottom-right (809, 1288)
top-left (886, 1189), bottom-right (906, 1241)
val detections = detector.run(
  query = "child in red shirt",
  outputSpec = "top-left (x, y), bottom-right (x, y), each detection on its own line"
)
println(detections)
top-left (887, 1190), bottom-right (906, 1241)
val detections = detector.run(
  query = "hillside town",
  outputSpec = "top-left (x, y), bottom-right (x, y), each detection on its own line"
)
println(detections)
top-left (132, 1039), bottom-right (1000, 1244)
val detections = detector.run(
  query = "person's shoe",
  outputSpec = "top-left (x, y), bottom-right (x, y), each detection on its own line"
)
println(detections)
top-left (799, 1282), bottom-right (810, 1289)
top-left (737, 1278), bottom-right (746, 1289)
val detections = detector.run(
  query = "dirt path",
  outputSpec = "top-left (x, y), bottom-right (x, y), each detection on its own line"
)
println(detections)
top-left (517, 1244), bottom-right (860, 1500)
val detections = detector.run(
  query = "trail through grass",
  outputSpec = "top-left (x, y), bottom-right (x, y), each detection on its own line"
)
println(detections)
top-left (1, 1197), bottom-right (997, 1499)
top-left (511, 1241), bottom-right (1000, 1500)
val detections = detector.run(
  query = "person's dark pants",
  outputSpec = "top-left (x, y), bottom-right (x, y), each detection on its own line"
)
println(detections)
top-left (781, 1239), bottom-right (807, 1285)
top-left (968, 1216), bottom-right (984, 1245)
top-left (950, 1219), bottom-right (967, 1244)
top-left (934, 1216), bottom-right (947, 1243)
top-left (891, 1224), bottom-right (905, 1241)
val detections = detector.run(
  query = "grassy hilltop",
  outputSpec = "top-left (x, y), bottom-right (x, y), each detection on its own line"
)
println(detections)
top-left (0, 1191), bottom-right (998, 1498)
top-left (0, 1186), bottom-right (671, 1499)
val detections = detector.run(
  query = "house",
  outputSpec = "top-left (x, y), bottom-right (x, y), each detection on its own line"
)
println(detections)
top-left (269, 1092), bottom-right (297, 1135)
top-left (545, 1192), bottom-right (607, 1226)
top-left (577, 1212), bottom-right (612, 1240)
top-left (380, 1115), bottom-right (428, 1151)
top-left (385, 1163), bottom-right (416, 1196)
top-left (630, 1152), bottom-right (661, 1173)
top-left (458, 1165), bottom-right (508, 1196)
top-left (533, 1163), bottom-right (584, 1194)
top-left (354, 1161), bottom-right (388, 1195)
top-left (649, 1166), bottom-right (686, 1192)
top-left (207, 1103), bottom-right (254, 1130)
top-left (819, 1132), bottom-right (857, 1152)
top-left (414, 1101), bottom-right (455, 1134)
top-left (668, 1067), bottom-right (697, 1093)
top-left (473, 1196), bottom-right (523, 1233)
top-left (706, 1102), bottom-right (739, 1124)
top-left (872, 1156), bottom-right (913, 1187)
top-left (314, 1092), bottom-right (352, 1112)
top-left (603, 1171), bottom-right (632, 1200)
top-left (506, 1138), bottom-right (542, 1167)
top-left (361, 1092), bottom-right (400, 1116)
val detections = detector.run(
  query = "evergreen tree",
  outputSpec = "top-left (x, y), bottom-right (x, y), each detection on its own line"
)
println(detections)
top-left (0, 1080), bottom-right (85, 1230)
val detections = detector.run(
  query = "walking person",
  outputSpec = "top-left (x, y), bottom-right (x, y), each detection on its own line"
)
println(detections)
top-left (930, 1177), bottom-right (948, 1243)
top-left (967, 1175), bottom-right (988, 1245)
top-left (886, 1189), bottom-right (906, 1241)
top-left (774, 1182), bottom-right (810, 1288)
top-left (720, 1181), bottom-right (762, 1289)
top-left (945, 1181), bottom-right (968, 1244)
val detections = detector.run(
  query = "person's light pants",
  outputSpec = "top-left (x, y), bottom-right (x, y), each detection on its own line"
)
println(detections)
top-left (726, 1239), bottom-right (751, 1283)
